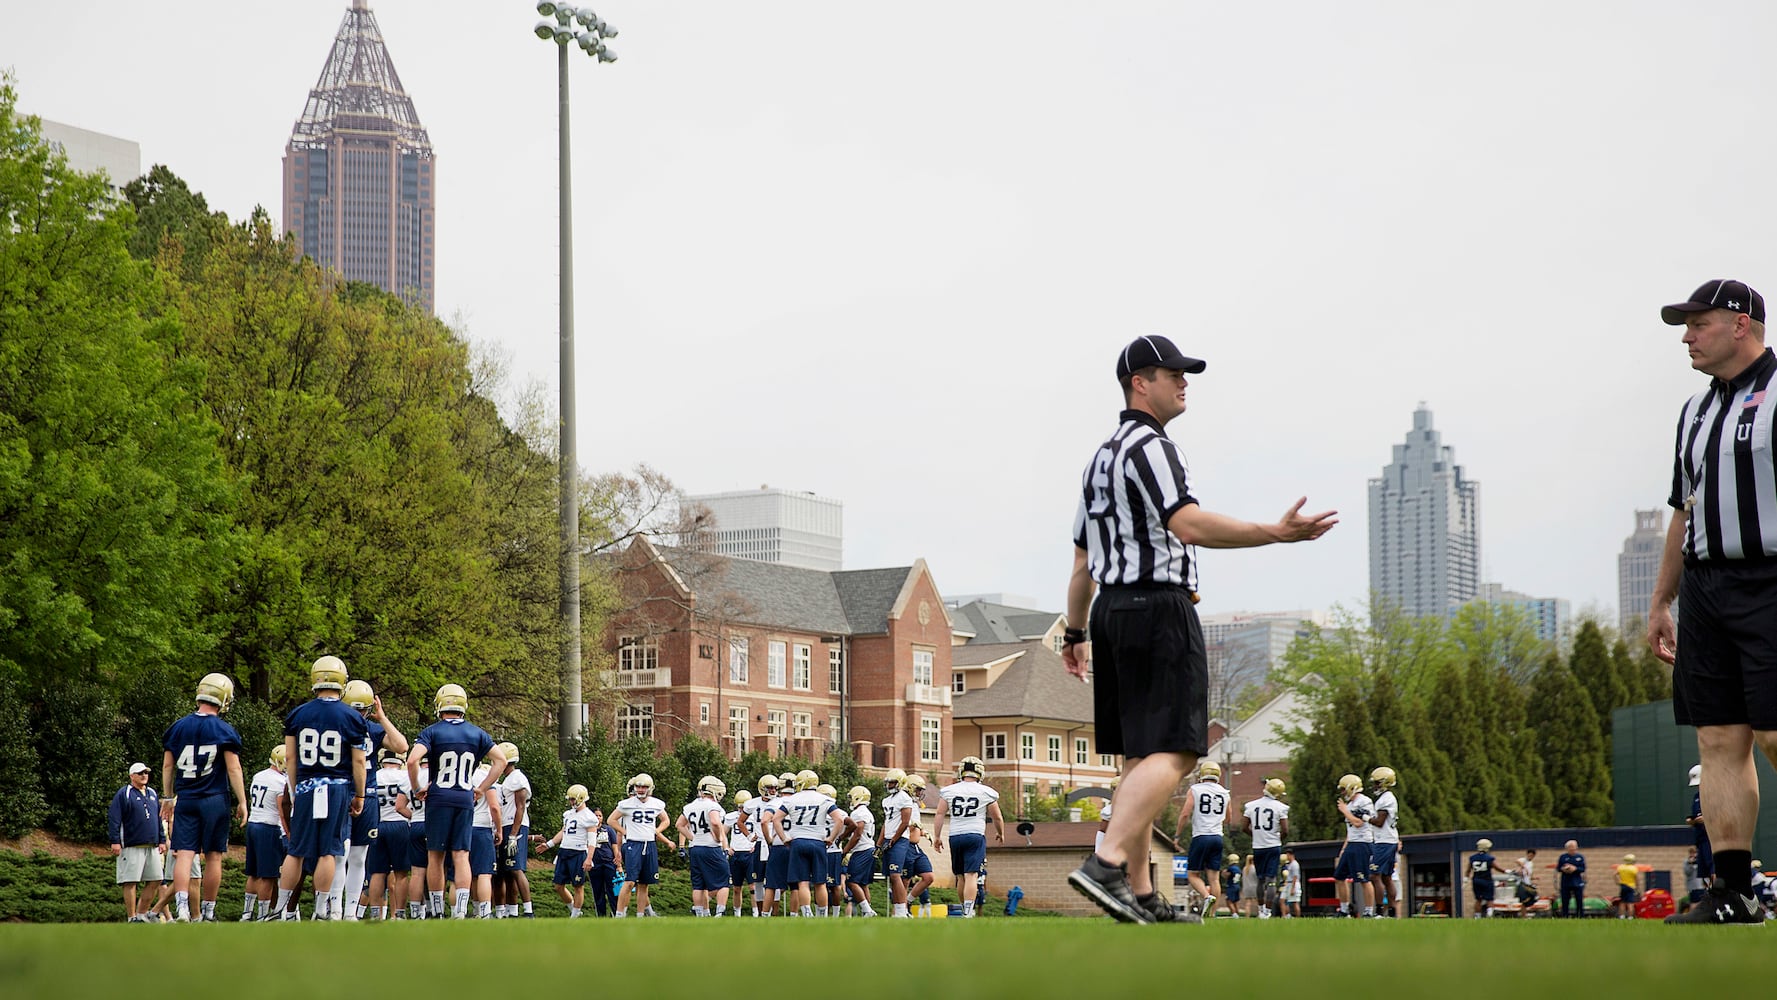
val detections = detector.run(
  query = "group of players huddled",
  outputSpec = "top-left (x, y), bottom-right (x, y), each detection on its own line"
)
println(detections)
top-left (1167, 760), bottom-right (1400, 919)
top-left (155, 657), bottom-right (1008, 921)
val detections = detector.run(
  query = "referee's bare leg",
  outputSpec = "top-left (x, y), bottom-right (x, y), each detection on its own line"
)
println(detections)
top-left (1097, 752), bottom-right (1193, 897)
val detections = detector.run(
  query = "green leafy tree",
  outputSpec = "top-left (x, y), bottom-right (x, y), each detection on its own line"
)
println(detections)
top-left (1528, 653), bottom-right (1612, 826)
top-left (1367, 669), bottom-right (1458, 833)
top-left (1488, 662), bottom-right (1552, 826)
top-left (1426, 658), bottom-right (1501, 827)
top-left (0, 677), bottom-right (46, 838)
top-left (1568, 619), bottom-right (1629, 737)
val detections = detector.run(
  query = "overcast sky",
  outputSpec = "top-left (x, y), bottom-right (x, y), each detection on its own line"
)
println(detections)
top-left (11, 1), bottom-right (1770, 623)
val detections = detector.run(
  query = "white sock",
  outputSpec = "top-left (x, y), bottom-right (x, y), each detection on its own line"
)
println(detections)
top-left (241, 893), bottom-right (256, 919)
top-left (453, 889), bottom-right (470, 918)
top-left (275, 888), bottom-right (292, 913)
top-left (200, 900), bottom-right (215, 919)
top-left (430, 890), bottom-right (446, 918)
top-left (476, 901), bottom-right (491, 918)
top-left (963, 900), bottom-right (974, 916)
top-left (174, 891), bottom-right (189, 918)
top-left (256, 899), bottom-right (270, 920)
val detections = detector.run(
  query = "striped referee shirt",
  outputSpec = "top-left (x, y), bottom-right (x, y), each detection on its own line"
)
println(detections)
top-left (1670, 348), bottom-right (1777, 562)
top-left (1073, 409), bottom-right (1198, 587)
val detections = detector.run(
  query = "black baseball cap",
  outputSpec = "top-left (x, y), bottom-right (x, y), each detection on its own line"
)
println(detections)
top-left (1661, 279), bottom-right (1765, 325)
top-left (1116, 335), bottom-right (1206, 380)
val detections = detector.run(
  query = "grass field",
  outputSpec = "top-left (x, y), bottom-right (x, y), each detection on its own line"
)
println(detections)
top-left (0, 918), bottom-right (1770, 998)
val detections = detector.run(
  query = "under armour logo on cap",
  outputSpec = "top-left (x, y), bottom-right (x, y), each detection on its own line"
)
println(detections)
top-left (1661, 279), bottom-right (1765, 325)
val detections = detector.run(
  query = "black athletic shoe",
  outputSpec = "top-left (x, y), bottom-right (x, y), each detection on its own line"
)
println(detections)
top-left (1067, 854), bottom-right (1153, 924)
top-left (1665, 884), bottom-right (1763, 924)
top-left (1135, 893), bottom-right (1202, 924)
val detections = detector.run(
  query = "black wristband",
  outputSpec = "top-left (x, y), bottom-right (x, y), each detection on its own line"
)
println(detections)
top-left (1063, 627), bottom-right (1087, 645)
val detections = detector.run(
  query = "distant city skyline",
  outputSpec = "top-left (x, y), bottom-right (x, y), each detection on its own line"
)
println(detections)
top-left (1618, 509), bottom-right (1667, 635)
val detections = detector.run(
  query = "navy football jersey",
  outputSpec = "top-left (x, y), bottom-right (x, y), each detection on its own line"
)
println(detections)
top-left (161, 713), bottom-right (244, 797)
top-left (412, 718), bottom-right (495, 810)
top-left (284, 698), bottom-right (370, 782)
top-left (1468, 852), bottom-right (1495, 880)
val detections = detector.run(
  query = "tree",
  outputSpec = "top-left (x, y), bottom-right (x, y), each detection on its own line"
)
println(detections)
top-left (1284, 680), bottom-right (1385, 840)
top-left (1528, 653), bottom-right (1612, 827)
top-left (1366, 668), bottom-right (1458, 833)
top-left (1568, 619), bottom-right (1629, 738)
top-left (1426, 658), bottom-right (1501, 827)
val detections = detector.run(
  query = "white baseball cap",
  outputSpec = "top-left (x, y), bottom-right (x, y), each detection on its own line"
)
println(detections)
top-left (129, 762), bottom-right (150, 775)
top-left (1688, 764), bottom-right (1701, 786)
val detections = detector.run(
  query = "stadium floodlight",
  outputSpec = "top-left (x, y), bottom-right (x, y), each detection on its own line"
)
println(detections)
top-left (575, 8), bottom-right (598, 28)
top-left (597, 48), bottom-right (617, 63)
top-left (534, 19), bottom-right (556, 39)
top-left (536, 1), bottom-right (562, 16)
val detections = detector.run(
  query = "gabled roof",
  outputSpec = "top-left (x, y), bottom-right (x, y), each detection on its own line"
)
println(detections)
top-left (640, 539), bottom-right (921, 636)
top-left (949, 600), bottom-right (1063, 644)
top-left (952, 640), bottom-right (1093, 724)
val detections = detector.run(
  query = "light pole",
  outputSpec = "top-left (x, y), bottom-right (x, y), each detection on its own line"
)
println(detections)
top-left (532, 2), bottom-right (617, 758)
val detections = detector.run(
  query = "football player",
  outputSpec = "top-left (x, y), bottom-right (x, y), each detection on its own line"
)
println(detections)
top-left (1177, 760), bottom-right (1230, 916)
top-left (726, 789), bottom-right (756, 916)
top-left (817, 783), bottom-right (844, 916)
top-left (934, 756), bottom-right (1004, 918)
top-left (493, 742), bottom-right (533, 917)
top-left (407, 683), bottom-right (504, 919)
top-left (1333, 773), bottom-right (1375, 916)
top-left (759, 773), bottom-right (795, 916)
top-left (1282, 849), bottom-right (1303, 918)
top-left (158, 672), bottom-right (247, 922)
top-left (877, 768), bottom-right (916, 917)
top-left (241, 743), bottom-right (288, 921)
top-left (405, 759), bottom-right (430, 918)
top-left (275, 657), bottom-right (370, 920)
top-left (336, 679), bottom-right (408, 920)
top-left (1469, 838), bottom-right (1510, 917)
top-left (362, 747), bottom-right (412, 919)
top-left (467, 757), bottom-right (505, 918)
top-left (1094, 776), bottom-right (1119, 854)
top-left (1223, 854), bottom-right (1244, 917)
top-left (587, 807), bottom-right (620, 917)
top-left (841, 785), bottom-right (879, 916)
top-left (902, 775), bottom-right (936, 917)
top-left (767, 770), bottom-right (846, 918)
top-left (1367, 766), bottom-right (1400, 918)
top-left (677, 775), bottom-right (731, 916)
top-left (1241, 777), bottom-right (1289, 918)
top-left (613, 773), bottom-right (672, 917)
top-left (748, 775), bottom-right (780, 916)
top-left (535, 784), bottom-right (596, 917)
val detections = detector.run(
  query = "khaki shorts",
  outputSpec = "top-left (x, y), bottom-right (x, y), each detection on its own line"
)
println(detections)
top-left (162, 849), bottom-right (202, 882)
top-left (116, 846), bottom-right (161, 884)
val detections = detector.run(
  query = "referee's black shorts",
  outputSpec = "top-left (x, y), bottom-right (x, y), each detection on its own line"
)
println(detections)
top-left (1089, 584), bottom-right (1208, 759)
top-left (1674, 559), bottom-right (1777, 731)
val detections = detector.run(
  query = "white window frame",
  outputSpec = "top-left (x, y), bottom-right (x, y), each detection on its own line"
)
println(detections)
top-left (912, 648), bottom-right (934, 687)
top-left (767, 710), bottom-right (786, 739)
top-left (1075, 737), bottom-right (1089, 765)
top-left (920, 715), bottom-right (942, 763)
top-left (617, 634), bottom-right (658, 673)
top-left (952, 671), bottom-right (966, 694)
top-left (699, 702), bottom-right (710, 726)
top-left (793, 644), bottom-right (812, 691)
top-left (792, 712), bottom-right (812, 739)
top-left (1048, 734), bottom-right (1063, 763)
top-left (1052, 634), bottom-right (1065, 653)
top-left (1020, 732), bottom-right (1035, 761)
top-left (768, 640), bottom-right (786, 688)
top-left (829, 648), bottom-right (843, 694)
top-left (617, 704), bottom-right (653, 740)
top-left (828, 715), bottom-right (842, 741)
top-left (728, 705), bottom-right (749, 745)
top-left (729, 636), bottom-right (749, 684)
top-left (1099, 753), bottom-right (1114, 767)
top-left (982, 732), bottom-right (1007, 760)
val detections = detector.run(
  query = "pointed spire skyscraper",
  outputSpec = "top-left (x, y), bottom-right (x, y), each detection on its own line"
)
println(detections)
top-left (281, 1), bottom-right (436, 313)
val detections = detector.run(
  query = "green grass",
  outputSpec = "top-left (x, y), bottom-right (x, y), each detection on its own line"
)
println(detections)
top-left (0, 919), bottom-right (1770, 998)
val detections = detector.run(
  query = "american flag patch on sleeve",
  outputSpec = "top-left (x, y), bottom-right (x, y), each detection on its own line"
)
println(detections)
top-left (1743, 390), bottom-right (1766, 409)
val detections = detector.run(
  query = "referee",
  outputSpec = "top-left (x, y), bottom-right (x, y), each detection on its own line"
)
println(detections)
top-left (1649, 278), bottom-right (1777, 925)
top-left (1062, 335), bottom-right (1335, 924)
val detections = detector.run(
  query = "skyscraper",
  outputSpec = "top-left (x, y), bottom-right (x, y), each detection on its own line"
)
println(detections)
top-left (282, 1), bottom-right (436, 313)
top-left (1368, 404), bottom-right (1481, 618)
top-left (686, 488), bottom-right (844, 571)
top-left (1618, 508), bottom-right (1667, 633)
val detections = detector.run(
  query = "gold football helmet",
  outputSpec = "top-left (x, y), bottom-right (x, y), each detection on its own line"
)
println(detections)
top-left (194, 673), bottom-right (235, 713)
top-left (757, 773), bottom-right (780, 793)
top-left (1198, 760), bottom-right (1223, 782)
top-left (849, 785), bottom-right (871, 807)
top-left (269, 744), bottom-right (287, 769)
top-left (310, 655), bottom-right (348, 693)
top-left (883, 767), bottom-right (907, 791)
top-left (1338, 773), bottom-right (1363, 798)
top-left (434, 683), bottom-right (469, 716)
top-left (958, 756), bottom-right (986, 779)
top-left (343, 679), bottom-right (375, 711)
top-left (795, 769), bottom-right (820, 791)
top-left (698, 775), bottom-right (727, 800)
top-left (566, 784), bottom-right (589, 805)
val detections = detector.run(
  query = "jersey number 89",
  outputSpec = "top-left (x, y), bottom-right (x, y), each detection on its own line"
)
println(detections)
top-left (297, 729), bottom-right (343, 768)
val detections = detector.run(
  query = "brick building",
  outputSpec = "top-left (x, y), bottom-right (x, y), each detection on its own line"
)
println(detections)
top-left (601, 538), bottom-right (954, 772)
top-left (951, 640), bottom-right (1121, 804)
top-left (981, 822), bottom-right (1179, 915)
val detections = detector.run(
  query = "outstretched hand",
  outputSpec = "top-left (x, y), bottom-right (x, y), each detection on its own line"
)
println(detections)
top-left (1274, 498), bottom-right (1337, 542)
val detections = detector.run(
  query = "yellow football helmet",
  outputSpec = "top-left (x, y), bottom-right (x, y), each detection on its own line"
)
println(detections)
top-left (1477, 838), bottom-right (1493, 851)
top-left (698, 775), bottom-right (727, 800)
top-left (903, 773), bottom-right (926, 794)
top-left (378, 747), bottom-right (405, 766)
top-left (1109, 775), bottom-right (1121, 791)
top-left (495, 742), bottom-right (519, 766)
top-left (795, 769), bottom-right (820, 791)
top-left (817, 783), bottom-right (837, 799)
top-left (194, 673), bottom-right (235, 713)
top-left (435, 683), bottom-right (469, 716)
top-left (343, 679), bottom-right (375, 711)
top-left (269, 744), bottom-right (287, 769)
top-left (631, 773), bottom-right (654, 796)
top-left (1264, 777), bottom-right (1287, 799)
top-left (849, 785), bottom-right (871, 807)
top-left (1198, 760), bottom-right (1223, 782)
top-left (1338, 773), bottom-right (1363, 798)
top-left (734, 789), bottom-right (753, 806)
top-left (958, 756), bottom-right (986, 779)
top-left (310, 655), bottom-right (348, 693)
top-left (757, 773), bottom-right (780, 793)
top-left (566, 784), bottom-right (589, 805)
top-left (1370, 766), bottom-right (1397, 792)
top-left (778, 772), bottom-right (798, 790)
